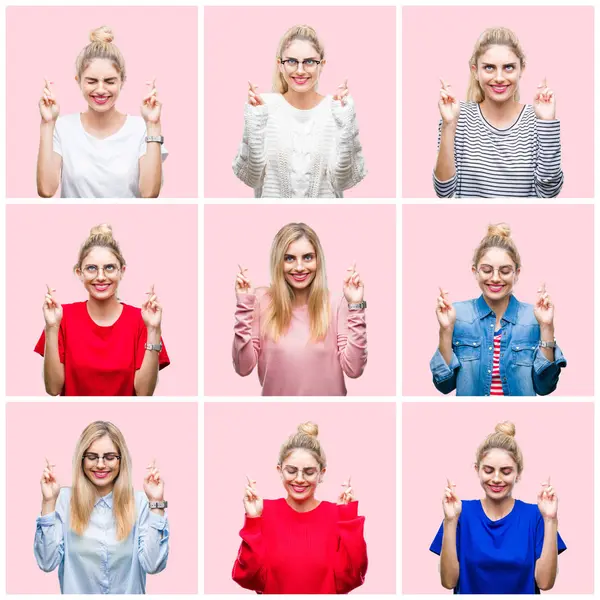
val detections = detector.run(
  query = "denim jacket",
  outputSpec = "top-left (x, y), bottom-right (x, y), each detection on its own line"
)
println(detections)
top-left (430, 295), bottom-right (567, 396)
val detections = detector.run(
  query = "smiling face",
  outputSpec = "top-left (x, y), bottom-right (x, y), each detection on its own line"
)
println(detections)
top-left (278, 449), bottom-right (323, 502)
top-left (79, 58), bottom-right (122, 112)
top-left (283, 237), bottom-right (317, 292)
top-left (279, 39), bottom-right (323, 94)
top-left (472, 45), bottom-right (523, 103)
top-left (78, 246), bottom-right (124, 301)
top-left (476, 448), bottom-right (519, 501)
top-left (82, 434), bottom-right (121, 494)
top-left (473, 247), bottom-right (519, 303)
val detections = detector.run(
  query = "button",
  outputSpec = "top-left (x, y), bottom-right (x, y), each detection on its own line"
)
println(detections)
top-left (489, 347), bottom-right (492, 350)
top-left (488, 370), bottom-right (491, 374)
top-left (490, 323), bottom-right (494, 327)
top-left (516, 346), bottom-right (520, 350)
top-left (473, 342), bottom-right (477, 346)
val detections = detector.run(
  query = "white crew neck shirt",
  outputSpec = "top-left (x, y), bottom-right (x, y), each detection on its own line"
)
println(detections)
top-left (53, 113), bottom-right (168, 198)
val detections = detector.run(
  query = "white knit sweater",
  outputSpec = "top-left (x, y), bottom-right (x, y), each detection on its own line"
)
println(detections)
top-left (233, 93), bottom-right (367, 198)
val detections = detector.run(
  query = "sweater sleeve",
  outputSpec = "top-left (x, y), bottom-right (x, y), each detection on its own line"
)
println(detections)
top-left (232, 293), bottom-right (261, 376)
top-left (337, 300), bottom-right (367, 379)
top-left (433, 119), bottom-right (458, 198)
top-left (232, 103), bottom-right (269, 190)
top-left (232, 515), bottom-right (267, 593)
top-left (534, 119), bottom-right (564, 198)
top-left (334, 502), bottom-right (368, 594)
top-left (331, 96), bottom-right (367, 192)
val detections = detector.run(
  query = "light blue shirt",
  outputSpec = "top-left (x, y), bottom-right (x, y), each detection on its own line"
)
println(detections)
top-left (34, 487), bottom-right (169, 594)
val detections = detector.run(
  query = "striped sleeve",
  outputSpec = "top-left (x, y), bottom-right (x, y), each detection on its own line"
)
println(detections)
top-left (433, 119), bottom-right (457, 198)
top-left (533, 119), bottom-right (564, 198)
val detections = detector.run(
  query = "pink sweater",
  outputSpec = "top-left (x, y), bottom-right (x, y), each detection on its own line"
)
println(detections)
top-left (233, 290), bottom-right (367, 396)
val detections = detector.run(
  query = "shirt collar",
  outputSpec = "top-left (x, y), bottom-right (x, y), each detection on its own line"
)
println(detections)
top-left (476, 294), bottom-right (519, 324)
top-left (94, 491), bottom-right (114, 508)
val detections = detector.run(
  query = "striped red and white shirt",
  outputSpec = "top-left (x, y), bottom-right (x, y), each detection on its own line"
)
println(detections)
top-left (490, 331), bottom-right (504, 396)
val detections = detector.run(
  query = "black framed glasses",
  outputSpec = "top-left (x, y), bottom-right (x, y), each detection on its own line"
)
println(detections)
top-left (280, 58), bottom-right (322, 72)
top-left (83, 453), bottom-right (121, 465)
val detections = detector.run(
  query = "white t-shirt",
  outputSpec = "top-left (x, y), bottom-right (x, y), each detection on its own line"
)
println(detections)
top-left (53, 113), bottom-right (168, 198)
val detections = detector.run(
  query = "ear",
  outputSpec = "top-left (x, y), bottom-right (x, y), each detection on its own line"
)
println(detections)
top-left (473, 462), bottom-right (479, 475)
top-left (514, 267), bottom-right (520, 284)
top-left (470, 64), bottom-right (478, 79)
top-left (318, 467), bottom-right (326, 483)
top-left (320, 59), bottom-right (327, 67)
top-left (471, 264), bottom-right (478, 277)
top-left (276, 464), bottom-right (282, 477)
top-left (75, 268), bottom-right (84, 282)
top-left (120, 265), bottom-right (126, 278)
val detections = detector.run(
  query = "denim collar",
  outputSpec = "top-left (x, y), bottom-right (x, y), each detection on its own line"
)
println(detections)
top-left (94, 491), bottom-right (114, 508)
top-left (475, 294), bottom-right (519, 324)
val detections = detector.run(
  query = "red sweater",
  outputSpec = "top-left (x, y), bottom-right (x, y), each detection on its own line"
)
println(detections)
top-left (232, 498), bottom-right (368, 594)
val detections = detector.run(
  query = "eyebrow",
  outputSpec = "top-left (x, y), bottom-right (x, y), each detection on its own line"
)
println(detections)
top-left (480, 263), bottom-right (514, 268)
top-left (482, 464), bottom-right (514, 469)
top-left (85, 77), bottom-right (117, 81)
top-left (481, 62), bottom-right (517, 67)
top-left (282, 56), bottom-right (319, 61)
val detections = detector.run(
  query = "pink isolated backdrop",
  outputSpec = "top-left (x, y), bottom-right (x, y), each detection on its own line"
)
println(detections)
top-left (204, 6), bottom-right (396, 198)
top-left (6, 402), bottom-right (198, 594)
top-left (6, 6), bottom-right (198, 198)
top-left (204, 402), bottom-right (396, 594)
top-left (402, 402), bottom-right (594, 594)
top-left (402, 6), bottom-right (594, 198)
top-left (402, 204), bottom-right (594, 396)
top-left (204, 204), bottom-right (396, 396)
top-left (6, 204), bottom-right (198, 396)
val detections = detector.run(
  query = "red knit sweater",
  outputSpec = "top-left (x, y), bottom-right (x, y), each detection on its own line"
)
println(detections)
top-left (232, 498), bottom-right (368, 594)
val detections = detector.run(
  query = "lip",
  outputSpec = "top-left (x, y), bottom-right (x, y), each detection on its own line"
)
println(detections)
top-left (486, 283), bottom-right (505, 293)
top-left (490, 84), bottom-right (509, 94)
top-left (292, 77), bottom-right (310, 85)
top-left (93, 283), bottom-right (110, 292)
top-left (291, 485), bottom-right (309, 493)
top-left (290, 272), bottom-right (309, 282)
top-left (91, 95), bottom-right (111, 105)
top-left (93, 471), bottom-right (110, 479)
top-left (488, 484), bottom-right (506, 493)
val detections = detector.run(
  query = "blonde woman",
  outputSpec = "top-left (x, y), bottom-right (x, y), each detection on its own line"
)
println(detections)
top-left (431, 223), bottom-right (566, 396)
top-left (233, 25), bottom-right (367, 198)
top-left (434, 27), bottom-right (563, 198)
top-left (37, 26), bottom-right (167, 198)
top-left (34, 421), bottom-right (169, 594)
top-left (233, 422), bottom-right (368, 594)
top-left (233, 222), bottom-right (367, 396)
top-left (430, 422), bottom-right (566, 593)
top-left (34, 224), bottom-right (170, 396)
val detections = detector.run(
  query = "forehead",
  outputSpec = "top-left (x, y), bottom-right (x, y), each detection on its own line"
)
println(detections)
top-left (283, 39), bottom-right (319, 58)
top-left (283, 448), bottom-right (319, 467)
top-left (481, 447), bottom-right (517, 468)
top-left (87, 434), bottom-right (118, 453)
top-left (82, 58), bottom-right (120, 79)
top-left (478, 247), bottom-right (515, 266)
top-left (479, 45), bottom-right (519, 65)
top-left (285, 237), bottom-right (315, 256)
top-left (82, 246), bottom-right (119, 265)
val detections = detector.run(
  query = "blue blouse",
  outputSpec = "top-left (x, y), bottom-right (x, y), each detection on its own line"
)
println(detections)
top-left (430, 499), bottom-right (566, 594)
top-left (430, 295), bottom-right (567, 396)
top-left (34, 488), bottom-right (169, 594)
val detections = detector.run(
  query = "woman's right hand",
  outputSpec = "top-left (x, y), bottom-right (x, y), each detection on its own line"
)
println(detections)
top-left (39, 79), bottom-right (60, 123)
top-left (443, 478), bottom-right (462, 522)
top-left (43, 284), bottom-right (63, 328)
top-left (436, 287), bottom-right (456, 331)
top-left (41, 457), bottom-right (60, 502)
top-left (235, 265), bottom-right (254, 295)
top-left (438, 79), bottom-right (460, 125)
top-left (244, 476), bottom-right (263, 518)
top-left (247, 81), bottom-right (264, 107)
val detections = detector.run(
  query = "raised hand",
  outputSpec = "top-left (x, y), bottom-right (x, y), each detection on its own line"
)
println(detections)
top-left (144, 458), bottom-right (165, 502)
top-left (337, 476), bottom-right (355, 505)
top-left (41, 457), bottom-right (60, 502)
top-left (141, 78), bottom-right (162, 124)
top-left (534, 283), bottom-right (554, 327)
top-left (436, 287), bottom-right (456, 331)
top-left (533, 78), bottom-right (556, 121)
top-left (443, 478), bottom-right (462, 521)
top-left (333, 79), bottom-right (350, 107)
top-left (43, 284), bottom-right (63, 328)
top-left (247, 81), bottom-right (264, 107)
top-left (141, 284), bottom-right (163, 329)
top-left (537, 476), bottom-right (558, 520)
top-left (235, 265), bottom-right (254, 295)
top-left (244, 475), bottom-right (263, 518)
top-left (439, 79), bottom-right (460, 125)
top-left (39, 79), bottom-right (60, 123)
top-left (343, 263), bottom-right (364, 303)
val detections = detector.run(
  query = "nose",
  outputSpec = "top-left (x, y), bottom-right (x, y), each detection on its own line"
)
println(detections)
top-left (294, 471), bottom-right (306, 482)
top-left (296, 62), bottom-right (306, 74)
top-left (97, 456), bottom-right (106, 466)
top-left (95, 268), bottom-right (108, 281)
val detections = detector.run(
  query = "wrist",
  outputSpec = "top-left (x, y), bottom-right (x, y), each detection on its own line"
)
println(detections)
top-left (44, 324), bottom-right (60, 334)
top-left (146, 325), bottom-right (162, 340)
top-left (441, 120), bottom-right (457, 131)
top-left (40, 120), bottom-right (56, 130)
top-left (146, 123), bottom-right (162, 136)
top-left (41, 499), bottom-right (57, 514)
top-left (443, 516), bottom-right (459, 526)
top-left (439, 327), bottom-right (454, 339)
top-left (540, 324), bottom-right (555, 340)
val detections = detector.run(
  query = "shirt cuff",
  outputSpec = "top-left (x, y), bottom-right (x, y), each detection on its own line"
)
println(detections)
top-left (148, 512), bottom-right (168, 531)
top-left (338, 501), bottom-right (359, 521)
top-left (533, 344), bottom-right (567, 373)
top-left (36, 512), bottom-right (57, 525)
top-left (430, 348), bottom-right (459, 382)
top-left (242, 515), bottom-right (262, 531)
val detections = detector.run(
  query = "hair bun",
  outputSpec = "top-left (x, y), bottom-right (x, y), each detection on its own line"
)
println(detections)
top-left (89, 223), bottom-right (113, 238)
top-left (487, 222), bottom-right (511, 239)
top-left (90, 26), bottom-right (114, 44)
top-left (495, 421), bottom-right (516, 437)
top-left (297, 421), bottom-right (319, 438)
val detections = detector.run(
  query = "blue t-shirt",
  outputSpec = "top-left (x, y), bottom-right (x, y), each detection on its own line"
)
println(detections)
top-left (430, 499), bottom-right (566, 594)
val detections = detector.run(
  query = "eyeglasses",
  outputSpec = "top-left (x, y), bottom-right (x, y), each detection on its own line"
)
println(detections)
top-left (477, 265), bottom-right (516, 280)
top-left (280, 58), bottom-right (322, 73)
top-left (83, 453), bottom-right (121, 465)
top-left (81, 264), bottom-right (121, 279)
top-left (281, 465), bottom-right (320, 481)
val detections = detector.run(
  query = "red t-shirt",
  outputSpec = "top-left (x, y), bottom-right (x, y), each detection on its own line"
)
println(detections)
top-left (34, 302), bottom-right (170, 396)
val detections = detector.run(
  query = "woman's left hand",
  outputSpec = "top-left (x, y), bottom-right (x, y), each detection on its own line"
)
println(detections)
top-left (537, 476), bottom-right (558, 520)
top-left (142, 284), bottom-right (163, 329)
top-left (533, 282), bottom-right (554, 326)
top-left (533, 78), bottom-right (556, 120)
top-left (333, 79), bottom-right (350, 107)
top-left (141, 78), bottom-right (162, 124)
top-left (337, 476), bottom-right (355, 505)
top-left (144, 458), bottom-right (165, 502)
top-left (343, 263), bottom-right (364, 303)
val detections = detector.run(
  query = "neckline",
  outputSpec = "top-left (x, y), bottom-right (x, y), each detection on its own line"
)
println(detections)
top-left (477, 103), bottom-right (526, 133)
top-left (79, 113), bottom-right (129, 141)
top-left (85, 300), bottom-right (125, 328)
top-left (478, 497), bottom-right (517, 523)
top-left (283, 497), bottom-right (323, 515)
top-left (279, 93), bottom-right (329, 113)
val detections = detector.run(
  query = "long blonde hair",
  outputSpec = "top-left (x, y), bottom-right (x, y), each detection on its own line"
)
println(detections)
top-left (263, 223), bottom-right (330, 341)
top-left (75, 26), bottom-right (126, 82)
top-left (466, 27), bottom-right (525, 103)
top-left (70, 421), bottom-right (135, 540)
top-left (273, 25), bottom-right (325, 94)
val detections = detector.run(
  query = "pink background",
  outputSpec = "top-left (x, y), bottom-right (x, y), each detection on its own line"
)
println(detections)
top-left (204, 204), bottom-right (396, 396)
top-left (6, 204), bottom-right (198, 396)
top-left (204, 6), bottom-right (396, 198)
top-left (402, 204), bottom-right (594, 396)
top-left (6, 6), bottom-right (198, 198)
top-left (6, 402), bottom-right (198, 594)
top-left (402, 6), bottom-right (594, 198)
top-left (402, 402), bottom-right (594, 594)
top-left (204, 402), bottom-right (396, 594)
